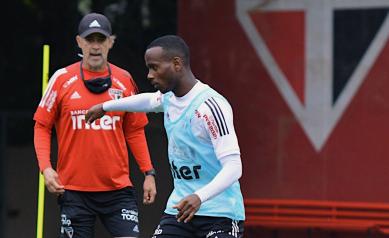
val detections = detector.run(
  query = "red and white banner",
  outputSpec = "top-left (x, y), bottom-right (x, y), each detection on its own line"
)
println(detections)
top-left (179, 0), bottom-right (389, 202)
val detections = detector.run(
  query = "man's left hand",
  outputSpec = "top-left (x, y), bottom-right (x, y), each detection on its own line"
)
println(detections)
top-left (173, 194), bottom-right (201, 223)
top-left (143, 175), bottom-right (157, 205)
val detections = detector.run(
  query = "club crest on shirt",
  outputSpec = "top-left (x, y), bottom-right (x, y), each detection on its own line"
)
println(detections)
top-left (108, 88), bottom-right (123, 100)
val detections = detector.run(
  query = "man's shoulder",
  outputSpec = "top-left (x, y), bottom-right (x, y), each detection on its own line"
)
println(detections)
top-left (49, 62), bottom-right (80, 87)
top-left (109, 63), bottom-right (132, 79)
top-left (197, 88), bottom-right (232, 115)
top-left (109, 63), bottom-right (138, 93)
top-left (62, 61), bottom-right (80, 74)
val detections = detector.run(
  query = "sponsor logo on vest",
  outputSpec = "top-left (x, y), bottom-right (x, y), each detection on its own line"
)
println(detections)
top-left (170, 161), bottom-right (201, 180)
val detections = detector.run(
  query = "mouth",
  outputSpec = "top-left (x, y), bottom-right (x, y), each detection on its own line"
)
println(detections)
top-left (89, 53), bottom-right (102, 58)
top-left (150, 81), bottom-right (160, 90)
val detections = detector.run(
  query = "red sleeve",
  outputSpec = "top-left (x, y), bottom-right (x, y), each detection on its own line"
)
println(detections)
top-left (123, 113), bottom-right (153, 172)
top-left (33, 68), bottom-right (65, 127)
top-left (34, 121), bottom-right (53, 172)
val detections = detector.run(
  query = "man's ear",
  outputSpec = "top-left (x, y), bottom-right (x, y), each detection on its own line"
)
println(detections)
top-left (109, 35), bottom-right (116, 49)
top-left (76, 35), bottom-right (83, 48)
top-left (173, 57), bottom-right (183, 71)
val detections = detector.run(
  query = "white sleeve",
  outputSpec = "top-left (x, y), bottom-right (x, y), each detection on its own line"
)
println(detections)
top-left (194, 154), bottom-right (242, 203)
top-left (196, 97), bottom-right (240, 158)
top-left (103, 91), bottom-right (164, 113)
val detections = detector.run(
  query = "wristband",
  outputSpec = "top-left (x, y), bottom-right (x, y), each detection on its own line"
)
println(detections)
top-left (144, 168), bottom-right (156, 177)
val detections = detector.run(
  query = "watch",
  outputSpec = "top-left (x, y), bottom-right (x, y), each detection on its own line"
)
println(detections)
top-left (144, 168), bottom-right (156, 177)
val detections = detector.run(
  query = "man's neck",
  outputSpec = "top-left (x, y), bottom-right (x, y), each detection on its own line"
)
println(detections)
top-left (174, 72), bottom-right (197, 97)
top-left (82, 62), bottom-right (108, 72)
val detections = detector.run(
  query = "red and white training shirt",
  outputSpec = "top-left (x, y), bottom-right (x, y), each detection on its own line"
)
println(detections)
top-left (34, 61), bottom-right (153, 191)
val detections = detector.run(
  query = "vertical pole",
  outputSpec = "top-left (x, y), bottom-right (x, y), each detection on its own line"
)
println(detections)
top-left (36, 44), bottom-right (50, 238)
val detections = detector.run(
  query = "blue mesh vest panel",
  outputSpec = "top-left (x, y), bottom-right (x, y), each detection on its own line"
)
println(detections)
top-left (162, 87), bottom-right (245, 220)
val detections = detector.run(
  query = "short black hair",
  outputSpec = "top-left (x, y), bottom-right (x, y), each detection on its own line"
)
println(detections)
top-left (146, 35), bottom-right (190, 66)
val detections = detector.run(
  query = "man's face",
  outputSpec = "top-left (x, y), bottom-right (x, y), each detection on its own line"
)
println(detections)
top-left (145, 47), bottom-right (178, 94)
top-left (76, 33), bottom-right (113, 71)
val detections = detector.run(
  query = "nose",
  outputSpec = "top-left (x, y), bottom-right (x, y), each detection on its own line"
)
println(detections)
top-left (90, 41), bottom-right (101, 49)
top-left (147, 70), bottom-right (154, 82)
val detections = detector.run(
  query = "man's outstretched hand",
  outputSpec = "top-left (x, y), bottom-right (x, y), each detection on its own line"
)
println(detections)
top-left (173, 194), bottom-right (201, 223)
top-left (85, 104), bottom-right (105, 124)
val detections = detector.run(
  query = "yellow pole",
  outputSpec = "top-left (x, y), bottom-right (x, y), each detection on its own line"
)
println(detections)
top-left (36, 44), bottom-right (50, 238)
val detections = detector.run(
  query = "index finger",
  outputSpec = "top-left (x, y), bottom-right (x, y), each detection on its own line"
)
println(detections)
top-left (183, 211), bottom-right (195, 223)
top-left (172, 200), bottom-right (185, 211)
top-left (51, 178), bottom-right (64, 189)
top-left (85, 112), bottom-right (94, 124)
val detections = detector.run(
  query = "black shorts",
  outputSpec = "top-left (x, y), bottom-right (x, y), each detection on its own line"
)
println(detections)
top-left (58, 187), bottom-right (139, 238)
top-left (151, 213), bottom-right (244, 238)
